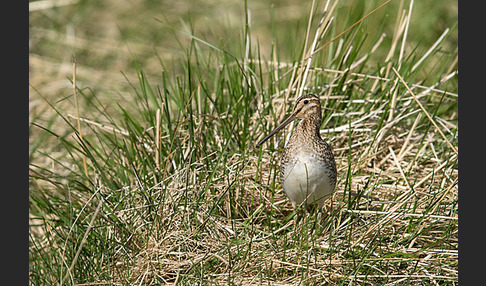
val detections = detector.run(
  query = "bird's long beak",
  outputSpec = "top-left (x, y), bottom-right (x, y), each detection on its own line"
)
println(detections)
top-left (256, 113), bottom-right (297, 148)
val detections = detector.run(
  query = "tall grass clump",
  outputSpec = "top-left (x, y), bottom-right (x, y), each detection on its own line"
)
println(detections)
top-left (30, 0), bottom-right (457, 284)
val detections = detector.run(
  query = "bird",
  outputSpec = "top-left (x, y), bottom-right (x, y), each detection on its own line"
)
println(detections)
top-left (256, 93), bottom-right (337, 212)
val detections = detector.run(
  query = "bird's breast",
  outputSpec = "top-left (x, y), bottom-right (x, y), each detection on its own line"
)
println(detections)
top-left (281, 151), bottom-right (334, 207)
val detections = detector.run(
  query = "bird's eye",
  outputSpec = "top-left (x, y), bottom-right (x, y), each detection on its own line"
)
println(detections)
top-left (303, 100), bottom-right (309, 104)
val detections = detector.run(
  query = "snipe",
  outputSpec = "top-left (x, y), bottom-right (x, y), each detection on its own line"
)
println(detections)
top-left (257, 94), bottom-right (337, 211)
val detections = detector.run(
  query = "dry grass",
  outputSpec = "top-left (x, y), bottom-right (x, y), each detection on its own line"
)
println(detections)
top-left (107, 81), bottom-right (457, 284)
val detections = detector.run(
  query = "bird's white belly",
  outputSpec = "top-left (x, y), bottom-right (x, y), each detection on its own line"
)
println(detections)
top-left (282, 155), bottom-right (332, 208)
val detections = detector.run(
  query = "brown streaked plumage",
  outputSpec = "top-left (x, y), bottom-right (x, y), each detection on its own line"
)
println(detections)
top-left (257, 94), bottom-right (337, 211)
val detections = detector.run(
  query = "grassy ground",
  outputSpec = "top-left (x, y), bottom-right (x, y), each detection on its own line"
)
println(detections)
top-left (29, 0), bottom-right (458, 285)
